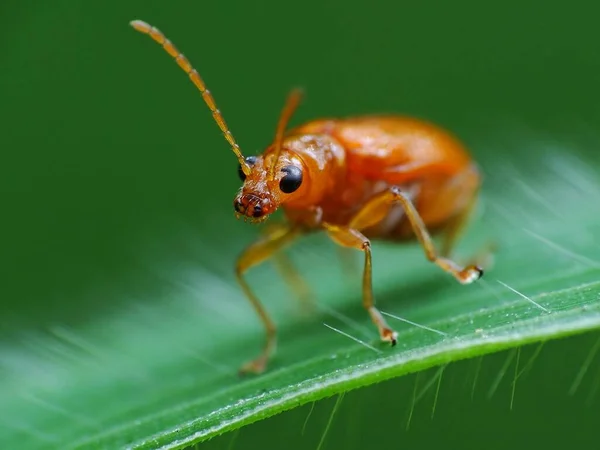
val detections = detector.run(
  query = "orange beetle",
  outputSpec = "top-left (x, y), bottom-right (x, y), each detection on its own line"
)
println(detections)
top-left (130, 20), bottom-right (484, 374)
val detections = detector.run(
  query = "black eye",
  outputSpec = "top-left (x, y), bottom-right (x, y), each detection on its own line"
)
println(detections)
top-left (279, 165), bottom-right (303, 194)
top-left (238, 156), bottom-right (257, 181)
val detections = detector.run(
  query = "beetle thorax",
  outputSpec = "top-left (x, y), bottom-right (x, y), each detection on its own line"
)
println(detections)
top-left (276, 134), bottom-right (346, 209)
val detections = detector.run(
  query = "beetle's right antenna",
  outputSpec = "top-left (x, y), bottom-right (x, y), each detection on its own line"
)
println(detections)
top-left (129, 19), bottom-right (252, 176)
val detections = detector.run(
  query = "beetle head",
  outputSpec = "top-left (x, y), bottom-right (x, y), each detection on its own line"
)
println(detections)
top-left (233, 151), bottom-right (306, 223)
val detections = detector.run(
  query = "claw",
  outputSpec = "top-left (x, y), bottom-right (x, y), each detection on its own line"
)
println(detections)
top-left (458, 265), bottom-right (483, 284)
top-left (238, 356), bottom-right (268, 376)
top-left (381, 328), bottom-right (398, 346)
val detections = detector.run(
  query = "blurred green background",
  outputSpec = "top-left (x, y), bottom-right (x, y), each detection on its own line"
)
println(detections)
top-left (1, 0), bottom-right (600, 449)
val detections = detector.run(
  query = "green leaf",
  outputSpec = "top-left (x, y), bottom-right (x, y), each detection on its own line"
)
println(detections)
top-left (2, 141), bottom-right (600, 449)
top-left (3, 4), bottom-right (600, 448)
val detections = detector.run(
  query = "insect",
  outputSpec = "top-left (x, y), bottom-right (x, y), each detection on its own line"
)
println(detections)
top-left (130, 19), bottom-right (484, 375)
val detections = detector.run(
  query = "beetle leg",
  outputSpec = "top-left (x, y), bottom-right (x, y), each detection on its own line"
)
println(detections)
top-left (440, 184), bottom-right (480, 258)
top-left (236, 224), bottom-right (303, 375)
top-left (259, 222), bottom-right (315, 313)
top-left (272, 252), bottom-right (315, 314)
top-left (439, 186), bottom-right (496, 269)
top-left (322, 223), bottom-right (398, 346)
top-left (337, 246), bottom-right (360, 278)
top-left (348, 186), bottom-right (483, 284)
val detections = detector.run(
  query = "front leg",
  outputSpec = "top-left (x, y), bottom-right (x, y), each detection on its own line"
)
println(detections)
top-left (236, 224), bottom-right (303, 375)
top-left (322, 223), bottom-right (398, 346)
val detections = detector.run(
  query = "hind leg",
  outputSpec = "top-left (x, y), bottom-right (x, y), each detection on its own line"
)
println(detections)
top-left (318, 181), bottom-right (484, 348)
top-left (437, 173), bottom-right (496, 268)
top-left (440, 183), bottom-right (479, 258)
top-left (348, 186), bottom-right (483, 284)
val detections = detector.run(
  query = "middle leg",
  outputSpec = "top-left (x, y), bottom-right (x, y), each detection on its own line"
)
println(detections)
top-left (322, 223), bottom-right (398, 345)
top-left (260, 222), bottom-right (315, 313)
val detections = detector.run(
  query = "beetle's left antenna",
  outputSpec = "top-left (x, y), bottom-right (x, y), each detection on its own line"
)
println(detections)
top-left (268, 88), bottom-right (303, 180)
top-left (130, 19), bottom-right (251, 176)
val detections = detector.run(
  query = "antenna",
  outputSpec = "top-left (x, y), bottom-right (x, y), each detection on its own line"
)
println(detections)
top-left (130, 20), bottom-right (251, 176)
top-left (268, 88), bottom-right (303, 179)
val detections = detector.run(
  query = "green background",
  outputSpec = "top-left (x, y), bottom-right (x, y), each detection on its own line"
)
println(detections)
top-left (1, 0), bottom-right (600, 449)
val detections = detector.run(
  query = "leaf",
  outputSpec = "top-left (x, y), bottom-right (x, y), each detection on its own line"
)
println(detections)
top-left (1, 136), bottom-right (600, 450)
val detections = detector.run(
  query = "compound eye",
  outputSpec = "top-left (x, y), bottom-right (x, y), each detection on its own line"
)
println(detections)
top-left (279, 165), bottom-right (303, 194)
top-left (238, 156), bottom-right (257, 181)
